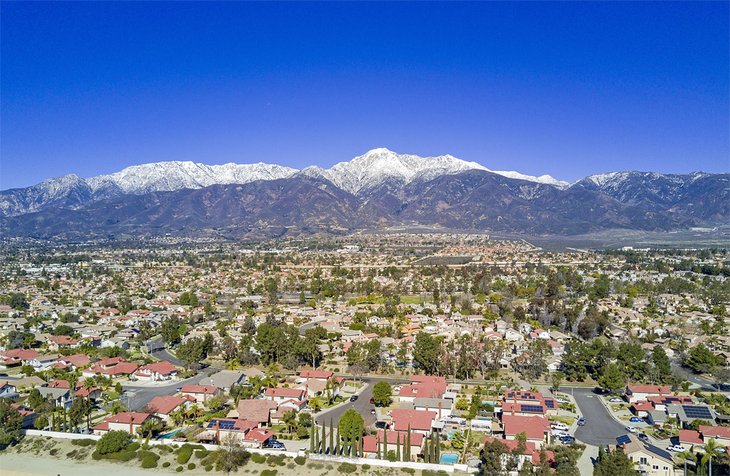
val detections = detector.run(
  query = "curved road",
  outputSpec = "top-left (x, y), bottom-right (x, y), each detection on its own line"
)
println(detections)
top-left (315, 383), bottom-right (377, 427)
top-left (562, 387), bottom-right (626, 446)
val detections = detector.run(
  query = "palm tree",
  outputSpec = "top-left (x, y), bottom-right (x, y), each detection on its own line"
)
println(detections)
top-left (309, 396), bottom-right (323, 413)
top-left (702, 439), bottom-right (721, 476)
top-left (282, 410), bottom-right (297, 434)
top-left (676, 450), bottom-right (696, 476)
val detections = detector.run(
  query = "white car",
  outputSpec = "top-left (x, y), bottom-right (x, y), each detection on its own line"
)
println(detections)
top-left (667, 445), bottom-right (686, 452)
top-left (609, 398), bottom-right (624, 403)
top-left (551, 430), bottom-right (569, 438)
top-left (625, 426), bottom-right (637, 433)
top-left (551, 423), bottom-right (569, 431)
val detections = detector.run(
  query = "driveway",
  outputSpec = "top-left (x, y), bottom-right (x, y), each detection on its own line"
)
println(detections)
top-left (315, 382), bottom-right (377, 427)
top-left (562, 387), bottom-right (627, 446)
top-left (146, 337), bottom-right (184, 367)
top-left (122, 368), bottom-right (218, 410)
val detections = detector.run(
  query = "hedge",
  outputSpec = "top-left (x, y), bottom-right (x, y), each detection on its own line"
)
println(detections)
top-left (138, 450), bottom-right (160, 469)
top-left (71, 439), bottom-right (96, 447)
top-left (177, 444), bottom-right (194, 464)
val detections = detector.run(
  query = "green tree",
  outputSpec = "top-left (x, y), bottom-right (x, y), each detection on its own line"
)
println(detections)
top-left (96, 430), bottom-right (131, 455)
top-left (593, 447), bottom-right (639, 476)
top-left (372, 381), bottom-right (392, 407)
top-left (684, 344), bottom-right (723, 374)
top-left (338, 409), bottom-right (364, 456)
top-left (598, 362), bottom-right (626, 394)
top-left (480, 438), bottom-right (509, 475)
top-left (413, 332), bottom-right (440, 375)
top-left (0, 398), bottom-right (23, 446)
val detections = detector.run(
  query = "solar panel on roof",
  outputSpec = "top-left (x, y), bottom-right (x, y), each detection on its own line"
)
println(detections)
top-left (682, 405), bottom-right (712, 419)
top-left (520, 405), bottom-right (544, 413)
top-left (616, 435), bottom-right (631, 445)
top-left (545, 400), bottom-right (556, 409)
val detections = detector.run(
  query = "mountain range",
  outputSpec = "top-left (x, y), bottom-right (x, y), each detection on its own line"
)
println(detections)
top-left (1, 148), bottom-right (727, 240)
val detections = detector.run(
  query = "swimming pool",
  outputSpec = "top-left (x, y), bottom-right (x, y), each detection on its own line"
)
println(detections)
top-left (440, 453), bottom-right (459, 465)
top-left (158, 430), bottom-right (181, 439)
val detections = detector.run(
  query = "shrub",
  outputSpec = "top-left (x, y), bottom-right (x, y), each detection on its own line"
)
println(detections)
top-left (71, 439), bottom-right (96, 447)
top-left (176, 465), bottom-right (183, 472)
top-left (177, 444), bottom-right (194, 464)
top-left (294, 456), bottom-right (306, 465)
top-left (266, 454), bottom-right (286, 466)
top-left (163, 462), bottom-right (171, 467)
top-left (260, 470), bottom-right (278, 476)
top-left (92, 451), bottom-right (102, 460)
top-left (139, 450), bottom-right (160, 469)
top-left (402, 469), bottom-right (415, 474)
top-left (96, 430), bottom-right (131, 455)
top-left (195, 449), bottom-right (210, 459)
top-left (362, 464), bottom-right (371, 470)
top-left (251, 453), bottom-right (266, 464)
top-left (338, 463), bottom-right (357, 474)
top-left (205, 465), bottom-right (212, 472)
top-left (66, 450), bottom-right (77, 458)
top-left (188, 463), bottom-right (196, 470)
top-left (49, 448), bottom-right (59, 456)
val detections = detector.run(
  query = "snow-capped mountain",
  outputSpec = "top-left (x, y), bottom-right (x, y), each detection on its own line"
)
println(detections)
top-left (301, 148), bottom-right (568, 194)
top-left (86, 161), bottom-right (298, 194)
top-left (0, 148), bottom-right (571, 216)
top-left (300, 148), bottom-right (489, 194)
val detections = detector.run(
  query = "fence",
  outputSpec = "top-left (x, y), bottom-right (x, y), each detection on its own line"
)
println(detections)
top-left (307, 452), bottom-right (476, 473)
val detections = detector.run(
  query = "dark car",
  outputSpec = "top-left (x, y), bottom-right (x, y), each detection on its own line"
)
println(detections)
top-left (369, 398), bottom-right (375, 404)
top-left (350, 395), bottom-right (358, 402)
top-left (577, 417), bottom-right (586, 426)
top-left (638, 433), bottom-right (649, 442)
top-left (375, 421), bottom-right (390, 430)
top-left (559, 435), bottom-right (576, 444)
top-left (265, 440), bottom-right (286, 450)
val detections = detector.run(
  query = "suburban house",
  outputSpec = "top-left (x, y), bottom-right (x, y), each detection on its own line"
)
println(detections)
top-left (235, 399), bottom-right (277, 426)
top-left (57, 353), bottom-right (91, 369)
top-left (390, 409), bottom-right (437, 436)
top-left (37, 387), bottom-right (72, 408)
top-left (362, 430), bottom-right (425, 461)
top-left (93, 412), bottom-right (161, 435)
top-left (0, 381), bottom-right (19, 399)
top-left (30, 354), bottom-right (61, 370)
top-left (625, 385), bottom-right (672, 404)
top-left (615, 434), bottom-right (676, 476)
top-left (263, 387), bottom-right (306, 403)
top-left (501, 390), bottom-right (558, 417)
top-left (207, 370), bottom-right (246, 390)
top-left (398, 376), bottom-right (447, 403)
top-left (201, 418), bottom-right (275, 448)
top-left (134, 361), bottom-right (178, 381)
top-left (501, 414), bottom-right (551, 449)
top-left (483, 437), bottom-right (555, 472)
top-left (698, 425), bottom-right (730, 447)
top-left (180, 384), bottom-right (221, 403)
top-left (146, 395), bottom-right (193, 422)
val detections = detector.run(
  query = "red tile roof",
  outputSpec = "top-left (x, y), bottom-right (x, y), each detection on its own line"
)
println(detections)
top-left (502, 415), bottom-right (550, 441)
top-left (181, 384), bottom-right (219, 394)
top-left (626, 385), bottom-right (671, 395)
top-left (679, 430), bottom-right (704, 445)
top-left (264, 387), bottom-right (306, 399)
top-left (390, 409), bottom-right (437, 432)
top-left (699, 425), bottom-right (730, 440)
top-left (298, 370), bottom-right (334, 380)
top-left (147, 395), bottom-right (188, 415)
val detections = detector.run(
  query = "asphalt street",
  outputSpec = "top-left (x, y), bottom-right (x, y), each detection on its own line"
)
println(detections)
top-left (315, 382), bottom-right (377, 427)
top-left (563, 386), bottom-right (627, 446)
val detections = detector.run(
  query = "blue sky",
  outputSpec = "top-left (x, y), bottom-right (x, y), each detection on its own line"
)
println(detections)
top-left (1, 1), bottom-right (728, 189)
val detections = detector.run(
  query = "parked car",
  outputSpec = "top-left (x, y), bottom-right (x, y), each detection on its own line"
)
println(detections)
top-left (350, 395), bottom-right (358, 402)
top-left (369, 398), bottom-right (375, 404)
top-left (559, 435), bottom-right (576, 444)
top-left (370, 409), bottom-right (376, 414)
top-left (638, 433), bottom-right (649, 442)
top-left (625, 426), bottom-right (637, 433)
top-left (375, 421), bottom-right (390, 430)
top-left (667, 445), bottom-right (686, 452)
top-left (577, 417), bottom-right (586, 426)
top-left (265, 440), bottom-right (286, 450)
top-left (551, 423), bottom-right (569, 431)
top-left (629, 417), bottom-right (643, 423)
top-left (609, 398), bottom-right (624, 403)
top-left (175, 387), bottom-right (182, 392)
top-left (552, 430), bottom-right (569, 438)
